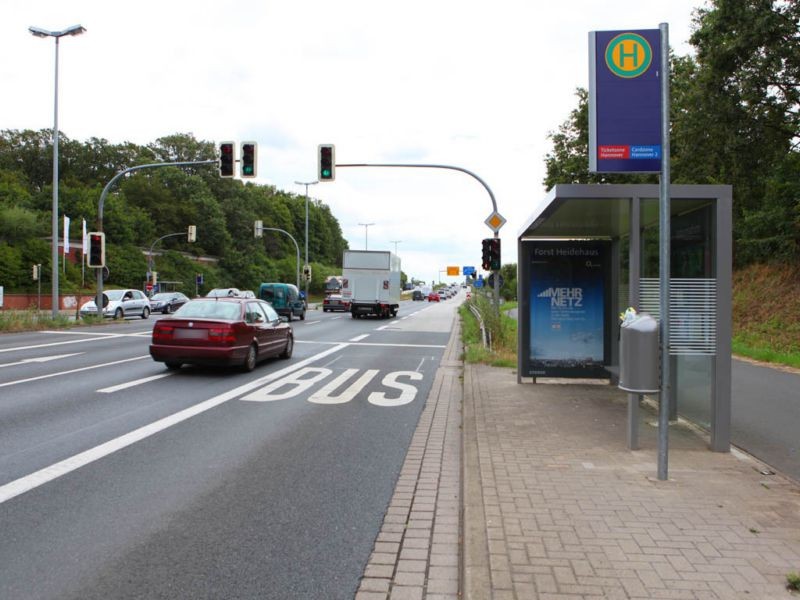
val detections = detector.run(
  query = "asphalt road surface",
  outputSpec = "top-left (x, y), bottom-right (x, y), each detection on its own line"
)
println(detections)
top-left (0, 294), bottom-right (460, 600)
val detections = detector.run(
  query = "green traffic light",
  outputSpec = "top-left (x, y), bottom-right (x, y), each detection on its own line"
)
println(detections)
top-left (322, 169), bottom-right (331, 177)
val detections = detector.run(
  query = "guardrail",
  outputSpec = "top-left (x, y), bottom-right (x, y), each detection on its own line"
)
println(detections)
top-left (468, 303), bottom-right (491, 349)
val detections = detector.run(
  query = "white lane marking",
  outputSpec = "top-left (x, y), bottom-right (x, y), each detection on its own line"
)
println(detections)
top-left (0, 343), bottom-right (348, 505)
top-left (415, 357), bottom-right (425, 372)
top-left (349, 334), bottom-right (370, 342)
top-left (0, 356), bottom-right (150, 389)
top-left (0, 353), bottom-right (82, 369)
top-left (375, 320), bottom-right (400, 331)
top-left (304, 320), bottom-right (321, 326)
top-left (97, 373), bottom-right (173, 393)
top-left (331, 316), bottom-right (343, 320)
top-left (308, 368), bottom-right (379, 405)
top-left (368, 371), bottom-right (423, 407)
top-left (0, 334), bottom-right (143, 354)
top-left (42, 330), bottom-right (151, 338)
top-left (321, 355), bottom-right (343, 368)
top-left (296, 340), bottom-right (446, 349)
top-left (348, 342), bottom-right (446, 349)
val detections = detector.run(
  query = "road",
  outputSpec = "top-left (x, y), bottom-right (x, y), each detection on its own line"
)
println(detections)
top-left (0, 294), bottom-right (458, 600)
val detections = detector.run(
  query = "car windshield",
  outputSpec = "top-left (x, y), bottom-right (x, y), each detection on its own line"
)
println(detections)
top-left (105, 290), bottom-right (125, 301)
top-left (174, 300), bottom-right (240, 320)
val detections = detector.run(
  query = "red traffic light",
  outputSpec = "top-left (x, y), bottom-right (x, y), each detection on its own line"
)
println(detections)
top-left (219, 142), bottom-right (235, 178)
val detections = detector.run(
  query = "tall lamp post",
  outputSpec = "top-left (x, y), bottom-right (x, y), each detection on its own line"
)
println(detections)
top-left (295, 180), bottom-right (318, 304)
top-left (29, 24), bottom-right (86, 318)
top-left (358, 222), bottom-right (375, 250)
top-left (389, 240), bottom-right (402, 255)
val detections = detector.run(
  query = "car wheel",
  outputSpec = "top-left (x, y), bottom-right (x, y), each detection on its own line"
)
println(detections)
top-left (351, 312), bottom-right (357, 319)
top-left (299, 310), bottom-right (305, 321)
top-left (287, 311), bottom-right (293, 322)
top-left (114, 308), bottom-right (124, 319)
top-left (280, 335), bottom-right (293, 359)
top-left (242, 343), bottom-right (257, 372)
top-left (165, 361), bottom-right (182, 370)
top-left (165, 304), bottom-right (172, 314)
top-left (142, 306), bottom-right (150, 319)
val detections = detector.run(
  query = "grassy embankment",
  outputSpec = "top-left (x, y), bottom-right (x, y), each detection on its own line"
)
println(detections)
top-left (732, 263), bottom-right (800, 368)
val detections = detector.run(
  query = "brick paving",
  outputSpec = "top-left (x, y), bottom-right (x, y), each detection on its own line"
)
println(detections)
top-left (463, 365), bottom-right (800, 599)
top-left (357, 320), bottom-right (800, 599)
top-left (356, 317), bottom-right (463, 600)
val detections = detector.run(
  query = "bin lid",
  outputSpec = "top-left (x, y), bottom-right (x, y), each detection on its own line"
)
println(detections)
top-left (621, 313), bottom-right (658, 332)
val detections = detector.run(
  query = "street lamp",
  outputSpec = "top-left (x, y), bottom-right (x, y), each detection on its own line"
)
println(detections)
top-left (295, 180), bottom-right (318, 304)
top-left (358, 223), bottom-right (375, 250)
top-left (29, 24), bottom-right (86, 318)
top-left (389, 240), bottom-right (402, 255)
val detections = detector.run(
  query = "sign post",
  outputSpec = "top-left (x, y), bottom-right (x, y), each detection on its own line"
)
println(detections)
top-left (589, 25), bottom-right (671, 480)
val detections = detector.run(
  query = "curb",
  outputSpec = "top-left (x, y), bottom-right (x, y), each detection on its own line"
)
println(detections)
top-left (461, 361), bottom-right (491, 599)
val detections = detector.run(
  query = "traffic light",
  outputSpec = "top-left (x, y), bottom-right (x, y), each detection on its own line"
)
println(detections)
top-left (254, 219), bottom-right (263, 238)
top-left (318, 144), bottom-right (335, 181)
top-left (303, 264), bottom-right (312, 281)
top-left (32, 264), bottom-right (39, 281)
top-left (87, 232), bottom-right (106, 268)
top-left (187, 225), bottom-right (197, 243)
top-left (481, 238), bottom-right (492, 271)
top-left (218, 142), bottom-right (235, 178)
top-left (241, 142), bottom-right (257, 178)
top-left (489, 238), bottom-right (501, 270)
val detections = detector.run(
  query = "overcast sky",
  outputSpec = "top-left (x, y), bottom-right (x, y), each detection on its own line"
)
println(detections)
top-left (2, 0), bottom-right (703, 284)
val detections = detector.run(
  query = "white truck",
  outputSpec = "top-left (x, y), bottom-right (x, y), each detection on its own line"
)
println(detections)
top-left (341, 250), bottom-right (401, 319)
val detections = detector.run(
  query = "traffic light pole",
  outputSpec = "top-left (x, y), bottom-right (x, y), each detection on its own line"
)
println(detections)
top-left (256, 225), bottom-right (301, 290)
top-left (94, 160), bottom-right (217, 314)
top-left (335, 162), bottom-right (501, 309)
top-left (148, 231), bottom-right (189, 290)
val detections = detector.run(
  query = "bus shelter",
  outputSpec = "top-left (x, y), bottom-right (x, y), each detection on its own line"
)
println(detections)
top-left (516, 184), bottom-right (732, 451)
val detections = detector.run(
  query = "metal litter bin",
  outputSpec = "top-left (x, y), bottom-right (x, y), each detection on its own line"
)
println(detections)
top-left (619, 313), bottom-right (660, 393)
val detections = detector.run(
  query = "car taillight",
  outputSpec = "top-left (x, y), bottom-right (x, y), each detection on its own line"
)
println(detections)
top-left (153, 324), bottom-right (174, 342)
top-left (208, 326), bottom-right (236, 345)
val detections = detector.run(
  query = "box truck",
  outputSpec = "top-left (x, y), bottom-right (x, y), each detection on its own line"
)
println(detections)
top-left (341, 250), bottom-right (401, 319)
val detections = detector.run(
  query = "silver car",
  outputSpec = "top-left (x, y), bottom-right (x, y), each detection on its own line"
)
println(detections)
top-left (80, 289), bottom-right (151, 319)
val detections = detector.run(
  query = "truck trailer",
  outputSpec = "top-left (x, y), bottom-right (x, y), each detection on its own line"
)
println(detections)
top-left (341, 250), bottom-right (401, 319)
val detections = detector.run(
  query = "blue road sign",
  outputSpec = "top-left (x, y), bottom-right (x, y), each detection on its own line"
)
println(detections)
top-left (589, 29), bottom-right (662, 173)
top-left (463, 266), bottom-right (476, 276)
top-left (474, 278), bottom-right (484, 288)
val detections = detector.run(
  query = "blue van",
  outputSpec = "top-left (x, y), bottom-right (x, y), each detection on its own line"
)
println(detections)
top-left (259, 283), bottom-right (306, 321)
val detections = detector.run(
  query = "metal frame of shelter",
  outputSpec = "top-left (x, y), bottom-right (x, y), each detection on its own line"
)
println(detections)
top-left (516, 184), bottom-right (732, 452)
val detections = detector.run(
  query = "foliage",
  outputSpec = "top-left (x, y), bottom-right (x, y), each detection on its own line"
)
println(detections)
top-left (0, 131), bottom-right (349, 295)
top-left (542, 0), bottom-right (800, 267)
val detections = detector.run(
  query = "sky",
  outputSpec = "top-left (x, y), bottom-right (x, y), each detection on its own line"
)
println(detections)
top-left (2, 0), bottom-right (704, 285)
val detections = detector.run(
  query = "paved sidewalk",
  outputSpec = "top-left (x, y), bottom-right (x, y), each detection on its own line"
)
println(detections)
top-left (463, 366), bottom-right (800, 599)
top-left (356, 319), bottom-right (800, 599)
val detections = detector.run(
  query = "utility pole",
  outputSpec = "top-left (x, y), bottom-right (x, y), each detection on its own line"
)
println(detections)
top-left (295, 180), bottom-right (318, 303)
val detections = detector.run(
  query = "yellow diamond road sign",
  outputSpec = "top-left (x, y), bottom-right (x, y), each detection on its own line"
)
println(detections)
top-left (484, 211), bottom-right (506, 232)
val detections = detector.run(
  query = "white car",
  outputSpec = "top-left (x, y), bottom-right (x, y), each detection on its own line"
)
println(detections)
top-left (80, 289), bottom-right (151, 319)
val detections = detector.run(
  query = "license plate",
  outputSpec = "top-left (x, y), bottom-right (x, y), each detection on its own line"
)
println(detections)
top-left (174, 328), bottom-right (207, 340)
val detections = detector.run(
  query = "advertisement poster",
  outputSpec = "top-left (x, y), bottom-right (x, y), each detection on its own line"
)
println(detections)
top-left (529, 241), bottom-right (609, 377)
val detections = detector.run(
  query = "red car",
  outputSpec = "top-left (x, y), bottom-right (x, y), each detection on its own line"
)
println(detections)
top-left (150, 297), bottom-right (293, 372)
top-left (322, 294), bottom-right (350, 312)
top-left (427, 292), bottom-right (440, 302)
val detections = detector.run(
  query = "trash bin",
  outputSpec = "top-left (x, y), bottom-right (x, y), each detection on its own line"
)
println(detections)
top-left (619, 313), bottom-right (660, 393)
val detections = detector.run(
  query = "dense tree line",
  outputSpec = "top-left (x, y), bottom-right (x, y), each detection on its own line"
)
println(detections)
top-left (0, 131), bottom-right (349, 295)
top-left (543, 0), bottom-right (799, 266)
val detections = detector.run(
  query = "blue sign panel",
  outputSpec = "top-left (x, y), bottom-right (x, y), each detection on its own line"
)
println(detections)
top-left (473, 278), bottom-right (484, 288)
top-left (529, 241), bottom-right (609, 377)
top-left (589, 29), bottom-right (662, 173)
top-left (462, 266), bottom-right (476, 276)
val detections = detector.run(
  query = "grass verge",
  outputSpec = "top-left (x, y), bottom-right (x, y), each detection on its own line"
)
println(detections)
top-left (0, 308), bottom-right (77, 333)
top-left (459, 296), bottom-right (517, 367)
